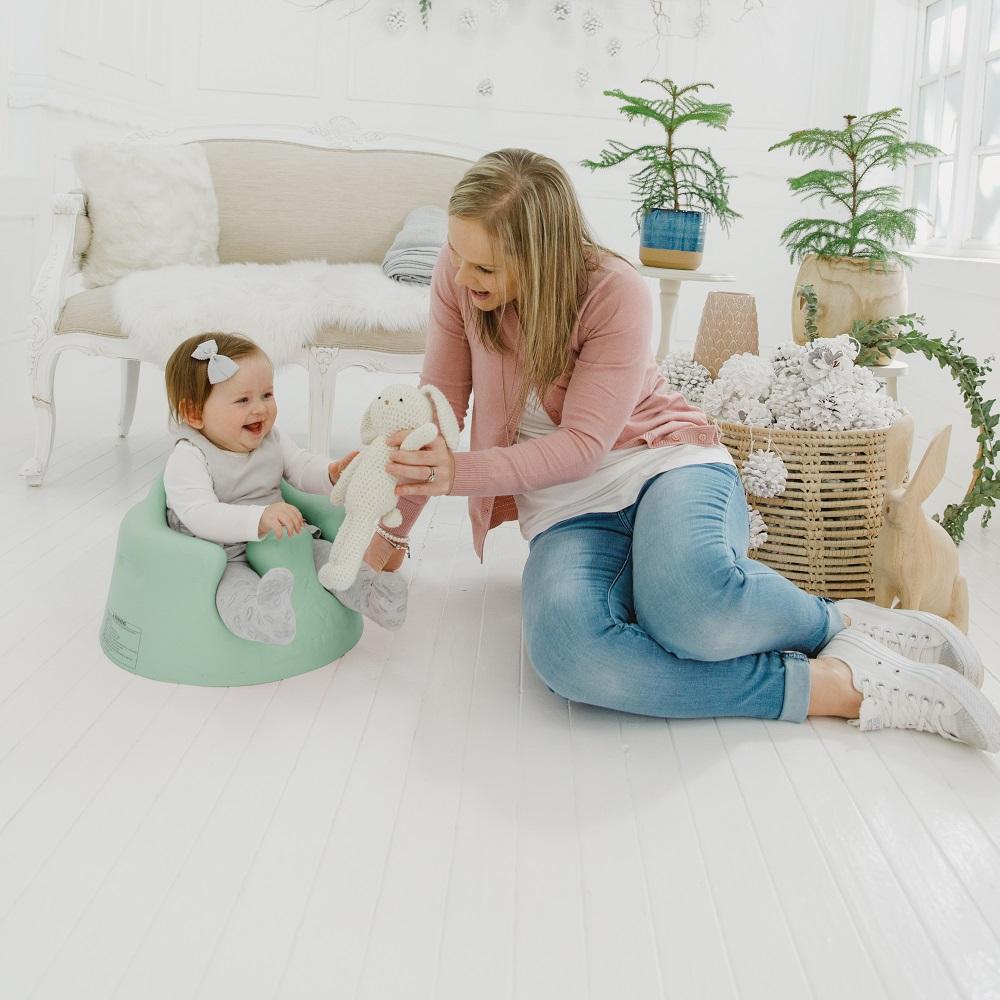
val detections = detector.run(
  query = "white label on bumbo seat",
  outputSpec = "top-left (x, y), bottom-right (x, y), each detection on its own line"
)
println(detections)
top-left (101, 607), bottom-right (142, 672)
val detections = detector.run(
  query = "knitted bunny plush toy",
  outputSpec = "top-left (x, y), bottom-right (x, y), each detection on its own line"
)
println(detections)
top-left (318, 383), bottom-right (460, 592)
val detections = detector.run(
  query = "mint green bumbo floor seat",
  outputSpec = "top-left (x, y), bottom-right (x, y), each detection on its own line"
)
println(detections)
top-left (101, 478), bottom-right (362, 686)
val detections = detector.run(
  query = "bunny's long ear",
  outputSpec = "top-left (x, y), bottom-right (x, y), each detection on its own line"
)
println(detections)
top-left (906, 424), bottom-right (951, 505)
top-left (360, 400), bottom-right (379, 445)
top-left (421, 384), bottom-right (460, 449)
top-left (885, 412), bottom-right (914, 490)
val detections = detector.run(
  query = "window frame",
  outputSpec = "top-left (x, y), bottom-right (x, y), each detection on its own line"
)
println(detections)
top-left (906, 0), bottom-right (1000, 259)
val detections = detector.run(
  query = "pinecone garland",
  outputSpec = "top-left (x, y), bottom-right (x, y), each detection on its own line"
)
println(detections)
top-left (457, 7), bottom-right (478, 33)
top-left (606, 36), bottom-right (623, 56)
top-left (385, 7), bottom-right (407, 32)
top-left (748, 507), bottom-right (768, 550)
top-left (742, 450), bottom-right (788, 498)
top-left (582, 8), bottom-right (602, 34)
top-left (476, 77), bottom-right (495, 97)
top-left (659, 353), bottom-right (711, 404)
top-left (552, 0), bottom-right (571, 20)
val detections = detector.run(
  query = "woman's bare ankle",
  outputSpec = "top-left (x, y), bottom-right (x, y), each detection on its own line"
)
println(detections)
top-left (807, 656), bottom-right (862, 719)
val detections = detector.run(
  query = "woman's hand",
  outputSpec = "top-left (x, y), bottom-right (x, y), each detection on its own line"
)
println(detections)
top-left (384, 429), bottom-right (456, 497)
top-left (259, 502), bottom-right (304, 539)
top-left (328, 450), bottom-right (360, 485)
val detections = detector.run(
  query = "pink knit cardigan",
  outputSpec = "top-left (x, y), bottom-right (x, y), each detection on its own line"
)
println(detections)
top-left (386, 248), bottom-right (721, 561)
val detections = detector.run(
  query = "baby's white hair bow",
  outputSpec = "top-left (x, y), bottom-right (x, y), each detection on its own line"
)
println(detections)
top-left (191, 339), bottom-right (240, 384)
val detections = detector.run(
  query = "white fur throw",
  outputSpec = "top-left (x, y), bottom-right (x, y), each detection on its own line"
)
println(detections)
top-left (73, 144), bottom-right (219, 289)
top-left (111, 261), bottom-right (431, 367)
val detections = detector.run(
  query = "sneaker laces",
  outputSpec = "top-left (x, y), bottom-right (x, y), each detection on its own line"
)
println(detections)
top-left (854, 623), bottom-right (940, 661)
top-left (854, 679), bottom-right (954, 740)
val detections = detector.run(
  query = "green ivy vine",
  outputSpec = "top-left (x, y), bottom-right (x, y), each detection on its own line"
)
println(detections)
top-left (797, 282), bottom-right (999, 543)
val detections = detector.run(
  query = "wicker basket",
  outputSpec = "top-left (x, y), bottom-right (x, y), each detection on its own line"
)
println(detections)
top-left (719, 421), bottom-right (889, 600)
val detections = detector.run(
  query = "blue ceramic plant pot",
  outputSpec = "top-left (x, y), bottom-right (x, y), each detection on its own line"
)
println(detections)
top-left (639, 208), bottom-right (706, 270)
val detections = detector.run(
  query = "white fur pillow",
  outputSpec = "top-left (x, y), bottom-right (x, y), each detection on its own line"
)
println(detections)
top-left (73, 143), bottom-right (220, 289)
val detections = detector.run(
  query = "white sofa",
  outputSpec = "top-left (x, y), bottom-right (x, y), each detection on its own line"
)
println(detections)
top-left (21, 123), bottom-right (476, 485)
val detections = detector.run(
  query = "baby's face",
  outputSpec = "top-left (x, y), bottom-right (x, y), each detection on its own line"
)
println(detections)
top-left (190, 352), bottom-right (277, 453)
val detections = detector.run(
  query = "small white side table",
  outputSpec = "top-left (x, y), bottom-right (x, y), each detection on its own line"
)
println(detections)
top-left (636, 263), bottom-right (736, 361)
top-left (864, 356), bottom-right (908, 401)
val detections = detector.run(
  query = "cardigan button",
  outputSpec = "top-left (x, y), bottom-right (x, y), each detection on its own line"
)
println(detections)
top-left (697, 432), bottom-right (707, 442)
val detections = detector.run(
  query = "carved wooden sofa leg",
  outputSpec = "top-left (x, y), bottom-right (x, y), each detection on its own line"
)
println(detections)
top-left (20, 337), bottom-right (64, 486)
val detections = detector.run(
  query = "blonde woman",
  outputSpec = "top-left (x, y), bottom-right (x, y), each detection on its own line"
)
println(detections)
top-left (361, 148), bottom-right (999, 751)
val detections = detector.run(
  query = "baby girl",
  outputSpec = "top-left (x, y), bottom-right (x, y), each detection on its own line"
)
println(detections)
top-left (163, 333), bottom-right (407, 642)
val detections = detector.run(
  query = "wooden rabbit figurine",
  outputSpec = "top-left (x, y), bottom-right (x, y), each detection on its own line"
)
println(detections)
top-left (873, 413), bottom-right (969, 632)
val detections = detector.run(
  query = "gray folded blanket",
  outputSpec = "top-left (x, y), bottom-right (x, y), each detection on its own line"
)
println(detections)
top-left (382, 205), bottom-right (447, 285)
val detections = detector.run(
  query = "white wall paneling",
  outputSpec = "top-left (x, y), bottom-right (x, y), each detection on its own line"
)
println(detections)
top-left (196, 0), bottom-right (323, 98)
top-left (97, 0), bottom-right (138, 77)
top-left (58, 0), bottom-right (93, 62)
top-left (0, 216), bottom-right (34, 343)
top-left (145, 0), bottom-right (169, 87)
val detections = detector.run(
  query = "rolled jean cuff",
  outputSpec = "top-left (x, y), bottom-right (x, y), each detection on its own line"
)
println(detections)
top-left (804, 599), bottom-right (845, 657)
top-left (821, 600), bottom-right (846, 649)
top-left (778, 651), bottom-right (811, 723)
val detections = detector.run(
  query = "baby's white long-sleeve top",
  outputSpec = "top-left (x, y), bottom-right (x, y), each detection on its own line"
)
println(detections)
top-left (163, 431), bottom-right (332, 545)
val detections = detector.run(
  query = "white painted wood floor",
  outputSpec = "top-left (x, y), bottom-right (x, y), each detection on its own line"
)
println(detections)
top-left (2, 340), bottom-right (1000, 1000)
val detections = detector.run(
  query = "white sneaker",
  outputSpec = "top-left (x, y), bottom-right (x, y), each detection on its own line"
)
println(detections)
top-left (822, 629), bottom-right (1000, 752)
top-left (837, 600), bottom-right (984, 688)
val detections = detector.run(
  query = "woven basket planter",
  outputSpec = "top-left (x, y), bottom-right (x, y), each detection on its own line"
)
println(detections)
top-left (719, 421), bottom-right (889, 600)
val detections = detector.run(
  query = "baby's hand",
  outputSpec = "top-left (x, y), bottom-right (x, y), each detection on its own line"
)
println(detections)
top-left (259, 502), bottom-right (304, 539)
top-left (328, 450), bottom-right (360, 485)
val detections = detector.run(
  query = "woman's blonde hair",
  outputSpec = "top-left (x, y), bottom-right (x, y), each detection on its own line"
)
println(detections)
top-left (164, 333), bottom-right (263, 424)
top-left (449, 148), bottom-right (624, 418)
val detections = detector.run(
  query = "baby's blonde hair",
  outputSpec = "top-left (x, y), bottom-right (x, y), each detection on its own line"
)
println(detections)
top-left (449, 148), bottom-right (625, 416)
top-left (164, 333), bottom-right (263, 424)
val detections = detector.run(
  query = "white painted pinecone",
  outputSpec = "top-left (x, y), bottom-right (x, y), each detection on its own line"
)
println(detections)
top-left (717, 352), bottom-right (774, 402)
top-left (742, 450), bottom-right (788, 498)
top-left (748, 507), bottom-right (768, 550)
top-left (659, 353), bottom-right (711, 404)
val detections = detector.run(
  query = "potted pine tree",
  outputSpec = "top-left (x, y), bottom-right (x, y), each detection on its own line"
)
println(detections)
top-left (582, 78), bottom-right (739, 270)
top-left (769, 108), bottom-right (939, 351)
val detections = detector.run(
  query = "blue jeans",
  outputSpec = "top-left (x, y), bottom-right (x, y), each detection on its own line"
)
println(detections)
top-left (521, 463), bottom-right (844, 723)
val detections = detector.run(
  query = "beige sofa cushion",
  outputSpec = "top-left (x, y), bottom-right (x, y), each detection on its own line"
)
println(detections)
top-left (199, 141), bottom-right (471, 265)
top-left (57, 286), bottom-right (427, 353)
top-left (59, 286), bottom-right (119, 337)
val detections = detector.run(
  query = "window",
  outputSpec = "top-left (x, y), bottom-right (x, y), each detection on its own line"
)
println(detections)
top-left (908, 0), bottom-right (1000, 255)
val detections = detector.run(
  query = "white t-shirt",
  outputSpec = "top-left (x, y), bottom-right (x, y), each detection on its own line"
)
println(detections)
top-left (514, 391), bottom-right (734, 541)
